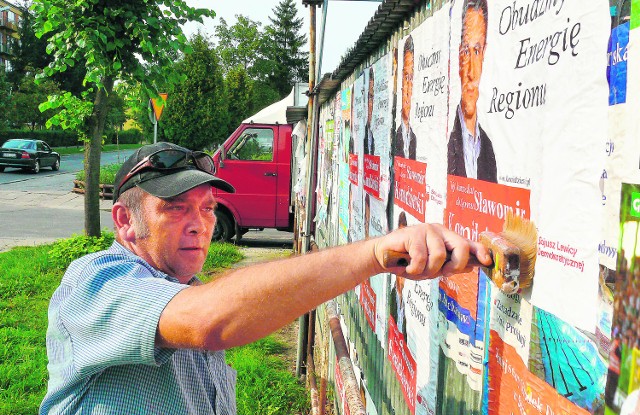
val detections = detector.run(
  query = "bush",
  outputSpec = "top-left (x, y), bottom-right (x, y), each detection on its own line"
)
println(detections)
top-left (0, 129), bottom-right (79, 147)
top-left (106, 129), bottom-right (144, 145)
top-left (48, 231), bottom-right (115, 270)
top-left (75, 163), bottom-right (122, 185)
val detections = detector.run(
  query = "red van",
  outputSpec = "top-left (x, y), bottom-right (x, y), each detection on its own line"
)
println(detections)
top-left (211, 85), bottom-right (307, 241)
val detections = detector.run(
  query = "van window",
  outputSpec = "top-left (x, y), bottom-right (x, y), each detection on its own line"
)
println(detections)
top-left (227, 128), bottom-right (274, 161)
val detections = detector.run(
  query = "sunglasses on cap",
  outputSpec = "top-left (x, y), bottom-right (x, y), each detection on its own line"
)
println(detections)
top-left (118, 148), bottom-right (215, 191)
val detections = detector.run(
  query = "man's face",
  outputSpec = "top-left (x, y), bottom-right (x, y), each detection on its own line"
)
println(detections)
top-left (134, 184), bottom-right (216, 282)
top-left (459, 8), bottom-right (486, 121)
top-left (402, 49), bottom-right (414, 123)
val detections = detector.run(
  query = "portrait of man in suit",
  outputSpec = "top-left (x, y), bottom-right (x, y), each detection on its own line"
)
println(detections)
top-left (394, 35), bottom-right (417, 161)
top-left (364, 67), bottom-right (375, 155)
top-left (447, 0), bottom-right (497, 183)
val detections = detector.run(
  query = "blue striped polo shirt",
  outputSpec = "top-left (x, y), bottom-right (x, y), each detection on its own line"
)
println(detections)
top-left (40, 242), bottom-right (237, 414)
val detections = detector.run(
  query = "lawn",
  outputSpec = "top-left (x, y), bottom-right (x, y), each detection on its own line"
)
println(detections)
top-left (0, 235), bottom-right (308, 415)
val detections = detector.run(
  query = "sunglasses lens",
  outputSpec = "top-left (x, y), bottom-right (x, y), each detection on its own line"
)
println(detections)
top-left (149, 150), bottom-right (188, 169)
top-left (193, 152), bottom-right (215, 174)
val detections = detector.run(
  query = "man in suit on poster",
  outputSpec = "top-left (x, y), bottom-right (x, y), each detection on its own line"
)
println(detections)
top-left (364, 67), bottom-right (376, 155)
top-left (394, 35), bottom-right (417, 161)
top-left (447, 0), bottom-right (497, 183)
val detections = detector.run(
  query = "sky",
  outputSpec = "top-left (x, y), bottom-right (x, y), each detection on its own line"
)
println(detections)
top-left (183, 0), bottom-right (380, 74)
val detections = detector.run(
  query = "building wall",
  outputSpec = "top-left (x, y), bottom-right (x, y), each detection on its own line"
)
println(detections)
top-left (0, 0), bottom-right (21, 71)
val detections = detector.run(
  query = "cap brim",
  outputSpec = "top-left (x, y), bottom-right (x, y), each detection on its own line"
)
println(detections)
top-left (137, 169), bottom-right (235, 199)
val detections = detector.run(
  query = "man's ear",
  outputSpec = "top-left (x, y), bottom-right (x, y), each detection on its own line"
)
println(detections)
top-left (112, 202), bottom-right (136, 243)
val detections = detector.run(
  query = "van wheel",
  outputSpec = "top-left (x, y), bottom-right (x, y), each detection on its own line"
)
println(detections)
top-left (213, 210), bottom-right (235, 242)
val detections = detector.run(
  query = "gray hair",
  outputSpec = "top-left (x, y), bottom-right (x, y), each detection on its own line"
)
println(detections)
top-left (462, 0), bottom-right (488, 42)
top-left (116, 186), bottom-right (150, 239)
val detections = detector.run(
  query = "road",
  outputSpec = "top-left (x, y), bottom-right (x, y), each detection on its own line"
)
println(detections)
top-left (0, 149), bottom-right (134, 190)
top-left (0, 150), bottom-right (135, 251)
top-left (0, 148), bottom-right (293, 252)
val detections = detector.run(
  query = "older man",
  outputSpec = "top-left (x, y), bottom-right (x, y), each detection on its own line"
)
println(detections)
top-left (40, 142), bottom-right (490, 414)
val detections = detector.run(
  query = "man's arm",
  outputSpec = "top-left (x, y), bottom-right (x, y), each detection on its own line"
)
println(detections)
top-left (156, 223), bottom-right (491, 351)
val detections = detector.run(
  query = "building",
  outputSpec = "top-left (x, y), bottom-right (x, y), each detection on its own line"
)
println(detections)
top-left (0, 0), bottom-right (21, 71)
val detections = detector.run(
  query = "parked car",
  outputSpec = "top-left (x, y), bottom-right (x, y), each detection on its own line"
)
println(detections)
top-left (0, 139), bottom-right (61, 174)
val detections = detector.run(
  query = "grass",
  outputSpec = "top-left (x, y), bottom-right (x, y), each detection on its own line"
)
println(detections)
top-left (0, 236), bottom-right (307, 414)
top-left (54, 143), bottom-right (142, 156)
top-left (228, 336), bottom-right (310, 415)
top-left (74, 162), bottom-right (122, 184)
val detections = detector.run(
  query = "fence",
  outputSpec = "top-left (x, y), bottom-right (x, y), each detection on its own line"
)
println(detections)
top-left (298, 0), bottom-right (637, 414)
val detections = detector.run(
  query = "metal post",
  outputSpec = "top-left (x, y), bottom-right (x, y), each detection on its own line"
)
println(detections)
top-left (153, 120), bottom-right (158, 144)
top-left (297, 3), bottom-right (318, 379)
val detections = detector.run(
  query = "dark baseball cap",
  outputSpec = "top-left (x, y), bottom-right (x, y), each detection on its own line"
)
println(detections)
top-left (113, 142), bottom-right (234, 203)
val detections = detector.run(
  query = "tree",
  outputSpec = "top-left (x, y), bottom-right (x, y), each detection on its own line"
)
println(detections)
top-left (33, 0), bottom-right (215, 236)
top-left (0, 67), bottom-right (11, 130)
top-left (7, 70), bottom-right (61, 130)
top-left (224, 66), bottom-right (251, 135)
top-left (263, 0), bottom-right (308, 97)
top-left (162, 33), bottom-right (229, 150)
top-left (9, 3), bottom-right (85, 95)
top-left (105, 90), bottom-right (127, 132)
top-left (215, 16), bottom-right (264, 77)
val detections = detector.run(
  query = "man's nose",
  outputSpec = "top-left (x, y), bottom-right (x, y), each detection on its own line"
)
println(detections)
top-left (468, 55), bottom-right (481, 78)
top-left (186, 210), bottom-right (208, 234)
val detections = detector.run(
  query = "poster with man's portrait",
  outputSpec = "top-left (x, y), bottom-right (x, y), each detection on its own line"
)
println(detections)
top-left (446, 0), bottom-right (609, 330)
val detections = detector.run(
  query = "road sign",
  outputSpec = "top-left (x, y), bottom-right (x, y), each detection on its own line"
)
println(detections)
top-left (150, 93), bottom-right (168, 121)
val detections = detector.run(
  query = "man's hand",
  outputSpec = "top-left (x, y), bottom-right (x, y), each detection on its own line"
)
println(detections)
top-left (372, 223), bottom-right (492, 279)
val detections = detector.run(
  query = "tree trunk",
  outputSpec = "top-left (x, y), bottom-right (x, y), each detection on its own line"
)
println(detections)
top-left (84, 76), bottom-right (115, 237)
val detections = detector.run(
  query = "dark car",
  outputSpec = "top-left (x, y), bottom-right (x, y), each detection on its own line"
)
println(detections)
top-left (0, 139), bottom-right (61, 173)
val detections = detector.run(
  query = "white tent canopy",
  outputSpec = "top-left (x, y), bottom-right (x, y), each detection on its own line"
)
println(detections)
top-left (242, 88), bottom-right (295, 125)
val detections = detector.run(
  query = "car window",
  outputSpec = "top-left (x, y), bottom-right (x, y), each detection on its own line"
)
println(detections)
top-left (227, 128), bottom-right (274, 162)
top-left (2, 140), bottom-right (31, 149)
top-left (43, 143), bottom-right (52, 152)
top-left (37, 142), bottom-right (44, 151)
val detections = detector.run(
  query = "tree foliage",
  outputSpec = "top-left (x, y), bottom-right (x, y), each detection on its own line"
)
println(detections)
top-left (162, 33), bottom-right (228, 150)
top-left (6, 70), bottom-right (61, 130)
top-left (225, 66), bottom-right (252, 133)
top-left (33, 0), bottom-right (215, 236)
top-left (0, 67), bottom-right (11, 131)
top-left (8, 3), bottom-right (85, 95)
top-left (215, 16), bottom-right (264, 76)
top-left (263, 0), bottom-right (308, 97)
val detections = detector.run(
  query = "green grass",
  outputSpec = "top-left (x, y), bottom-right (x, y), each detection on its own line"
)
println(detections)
top-left (0, 236), bottom-right (307, 414)
top-left (54, 143), bottom-right (142, 156)
top-left (228, 336), bottom-right (310, 415)
top-left (74, 162), bottom-right (122, 184)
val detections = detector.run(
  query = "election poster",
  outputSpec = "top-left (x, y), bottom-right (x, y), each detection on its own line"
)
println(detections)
top-left (349, 75), bottom-right (366, 243)
top-left (339, 86), bottom-right (353, 244)
top-left (445, 0), bottom-right (609, 330)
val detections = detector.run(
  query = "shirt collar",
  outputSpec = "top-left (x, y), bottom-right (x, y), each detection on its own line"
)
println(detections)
top-left (458, 105), bottom-right (480, 144)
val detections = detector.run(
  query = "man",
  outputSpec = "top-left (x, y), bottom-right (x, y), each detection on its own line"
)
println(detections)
top-left (364, 67), bottom-right (376, 155)
top-left (447, 0), bottom-right (497, 183)
top-left (394, 35), bottom-right (417, 161)
top-left (40, 142), bottom-right (490, 414)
